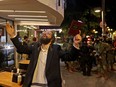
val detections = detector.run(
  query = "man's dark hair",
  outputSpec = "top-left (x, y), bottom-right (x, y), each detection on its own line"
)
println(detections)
top-left (51, 31), bottom-right (55, 44)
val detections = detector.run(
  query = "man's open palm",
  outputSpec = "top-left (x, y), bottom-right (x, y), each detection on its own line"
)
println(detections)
top-left (6, 23), bottom-right (16, 38)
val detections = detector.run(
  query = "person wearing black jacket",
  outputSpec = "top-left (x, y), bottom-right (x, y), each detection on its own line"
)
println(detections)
top-left (69, 33), bottom-right (82, 72)
top-left (6, 23), bottom-right (71, 87)
top-left (80, 38), bottom-right (94, 76)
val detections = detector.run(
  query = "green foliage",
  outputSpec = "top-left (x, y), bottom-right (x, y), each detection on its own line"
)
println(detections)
top-left (62, 8), bottom-right (101, 35)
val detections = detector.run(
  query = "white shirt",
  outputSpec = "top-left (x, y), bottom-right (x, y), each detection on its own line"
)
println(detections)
top-left (31, 46), bottom-right (49, 87)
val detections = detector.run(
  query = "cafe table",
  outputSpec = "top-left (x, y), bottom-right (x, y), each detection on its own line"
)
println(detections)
top-left (0, 71), bottom-right (21, 87)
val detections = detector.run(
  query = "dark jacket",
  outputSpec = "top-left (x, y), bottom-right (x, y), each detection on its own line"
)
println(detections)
top-left (70, 46), bottom-right (81, 61)
top-left (11, 36), bottom-right (63, 87)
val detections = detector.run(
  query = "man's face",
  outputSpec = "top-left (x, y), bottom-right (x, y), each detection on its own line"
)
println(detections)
top-left (74, 34), bottom-right (82, 44)
top-left (40, 31), bottom-right (53, 45)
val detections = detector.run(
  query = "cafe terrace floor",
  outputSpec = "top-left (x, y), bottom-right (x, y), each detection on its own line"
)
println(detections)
top-left (61, 62), bottom-right (116, 87)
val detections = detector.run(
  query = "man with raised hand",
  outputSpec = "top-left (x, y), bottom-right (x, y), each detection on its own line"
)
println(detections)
top-left (6, 22), bottom-right (66, 87)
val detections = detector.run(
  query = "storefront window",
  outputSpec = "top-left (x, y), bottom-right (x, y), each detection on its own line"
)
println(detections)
top-left (0, 18), bottom-right (14, 69)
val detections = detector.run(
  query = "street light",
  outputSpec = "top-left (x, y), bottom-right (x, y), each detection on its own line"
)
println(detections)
top-left (94, 0), bottom-right (106, 36)
top-left (102, 0), bottom-right (105, 35)
top-left (94, 7), bottom-right (101, 13)
top-left (94, 9), bottom-right (101, 13)
top-left (94, 8), bottom-right (106, 36)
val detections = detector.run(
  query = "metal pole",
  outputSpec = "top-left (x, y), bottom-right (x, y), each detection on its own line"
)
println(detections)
top-left (102, 0), bottom-right (105, 35)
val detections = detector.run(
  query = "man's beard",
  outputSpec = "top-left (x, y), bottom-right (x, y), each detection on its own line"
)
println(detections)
top-left (40, 37), bottom-right (51, 45)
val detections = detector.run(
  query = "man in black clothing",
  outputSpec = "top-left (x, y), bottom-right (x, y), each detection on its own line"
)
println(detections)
top-left (6, 23), bottom-right (69, 87)
top-left (80, 38), bottom-right (94, 76)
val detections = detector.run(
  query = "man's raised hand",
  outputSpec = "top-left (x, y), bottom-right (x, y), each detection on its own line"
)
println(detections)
top-left (6, 22), bottom-right (16, 38)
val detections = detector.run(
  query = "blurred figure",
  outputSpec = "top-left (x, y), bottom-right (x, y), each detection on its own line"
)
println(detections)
top-left (21, 36), bottom-right (29, 60)
top-left (70, 31), bottom-right (82, 72)
top-left (113, 35), bottom-right (116, 62)
top-left (62, 37), bottom-right (73, 72)
top-left (30, 37), bottom-right (38, 46)
top-left (22, 36), bottom-right (29, 46)
top-left (106, 38), bottom-right (116, 71)
top-left (94, 37), bottom-right (111, 80)
top-left (113, 35), bottom-right (116, 48)
top-left (80, 38), bottom-right (94, 76)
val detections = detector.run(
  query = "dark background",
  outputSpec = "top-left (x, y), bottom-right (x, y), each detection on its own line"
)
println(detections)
top-left (62, 0), bottom-right (116, 32)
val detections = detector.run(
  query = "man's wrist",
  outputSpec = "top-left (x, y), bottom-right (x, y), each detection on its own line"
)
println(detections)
top-left (10, 35), bottom-right (17, 38)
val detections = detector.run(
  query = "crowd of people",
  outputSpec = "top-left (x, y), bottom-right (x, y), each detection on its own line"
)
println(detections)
top-left (19, 29), bottom-right (116, 80)
top-left (62, 31), bottom-right (116, 80)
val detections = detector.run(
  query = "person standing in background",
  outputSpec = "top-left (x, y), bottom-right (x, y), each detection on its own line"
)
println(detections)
top-left (62, 37), bottom-right (73, 72)
top-left (113, 35), bottom-right (116, 62)
top-left (21, 36), bottom-right (30, 60)
top-left (22, 36), bottom-right (30, 46)
top-left (80, 38), bottom-right (94, 76)
top-left (70, 30), bottom-right (82, 72)
top-left (94, 37), bottom-right (111, 80)
top-left (106, 38), bottom-right (116, 71)
top-left (30, 37), bottom-right (38, 46)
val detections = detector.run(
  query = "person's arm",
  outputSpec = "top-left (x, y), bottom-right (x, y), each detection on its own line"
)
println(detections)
top-left (59, 45), bottom-right (76, 61)
top-left (6, 22), bottom-right (16, 38)
top-left (6, 23), bottom-right (31, 54)
top-left (11, 36), bottom-right (32, 54)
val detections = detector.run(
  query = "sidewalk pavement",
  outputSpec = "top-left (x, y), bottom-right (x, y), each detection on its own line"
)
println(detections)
top-left (61, 62), bottom-right (116, 87)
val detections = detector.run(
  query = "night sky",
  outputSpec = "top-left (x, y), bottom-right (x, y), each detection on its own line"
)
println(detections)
top-left (64, 0), bottom-right (116, 29)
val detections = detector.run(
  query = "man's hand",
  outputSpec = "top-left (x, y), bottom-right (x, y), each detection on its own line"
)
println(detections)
top-left (73, 34), bottom-right (82, 47)
top-left (6, 22), bottom-right (16, 38)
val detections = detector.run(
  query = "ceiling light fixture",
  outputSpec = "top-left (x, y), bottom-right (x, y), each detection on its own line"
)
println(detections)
top-left (0, 10), bottom-right (14, 12)
top-left (8, 15), bottom-right (47, 18)
top-left (0, 22), bottom-right (6, 25)
top-left (19, 21), bottom-right (51, 25)
top-left (15, 18), bottom-right (48, 21)
top-left (15, 10), bottom-right (46, 13)
top-left (0, 10), bottom-right (46, 13)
